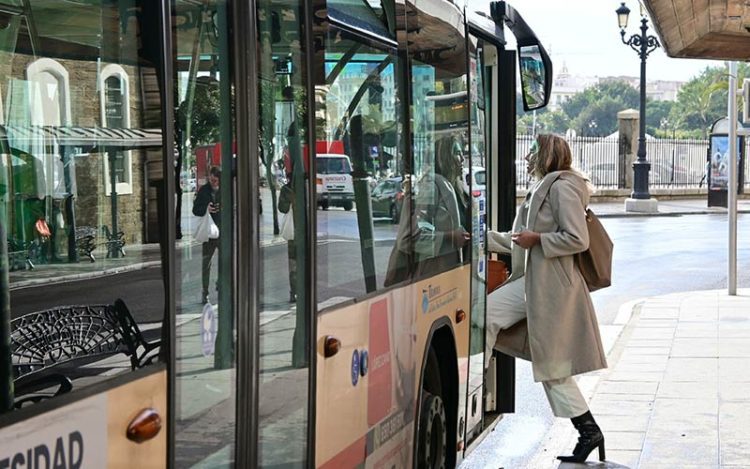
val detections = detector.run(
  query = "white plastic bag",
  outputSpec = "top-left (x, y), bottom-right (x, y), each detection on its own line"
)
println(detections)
top-left (194, 213), bottom-right (219, 243)
top-left (280, 211), bottom-right (294, 241)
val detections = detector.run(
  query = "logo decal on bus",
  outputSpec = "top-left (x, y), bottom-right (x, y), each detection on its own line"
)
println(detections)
top-left (421, 284), bottom-right (458, 314)
top-left (351, 349), bottom-right (360, 386)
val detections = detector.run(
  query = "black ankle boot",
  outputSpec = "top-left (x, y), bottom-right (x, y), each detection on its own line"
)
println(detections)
top-left (557, 411), bottom-right (606, 463)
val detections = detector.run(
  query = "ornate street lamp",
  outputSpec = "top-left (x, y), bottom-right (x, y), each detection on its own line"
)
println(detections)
top-left (617, 2), bottom-right (660, 200)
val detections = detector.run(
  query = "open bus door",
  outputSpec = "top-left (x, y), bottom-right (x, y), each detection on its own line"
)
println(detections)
top-left (462, 0), bottom-right (553, 450)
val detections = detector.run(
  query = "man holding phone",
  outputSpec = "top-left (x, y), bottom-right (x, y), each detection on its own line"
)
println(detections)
top-left (193, 165), bottom-right (221, 304)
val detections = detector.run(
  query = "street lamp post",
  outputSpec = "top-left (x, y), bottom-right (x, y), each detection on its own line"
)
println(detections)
top-left (617, 2), bottom-right (660, 201)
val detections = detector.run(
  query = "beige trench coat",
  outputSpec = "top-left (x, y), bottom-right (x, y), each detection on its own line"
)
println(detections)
top-left (488, 170), bottom-right (607, 382)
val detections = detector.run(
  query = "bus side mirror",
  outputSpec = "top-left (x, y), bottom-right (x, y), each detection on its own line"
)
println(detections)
top-left (490, 1), bottom-right (553, 111)
top-left (518, 44), bottom-right (551, 111)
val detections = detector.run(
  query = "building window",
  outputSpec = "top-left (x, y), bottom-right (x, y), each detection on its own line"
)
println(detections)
top-left (99, 64), bottom-right (133, 194)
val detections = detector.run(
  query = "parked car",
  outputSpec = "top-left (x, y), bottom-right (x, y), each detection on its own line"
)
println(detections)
top-left (650, 162), bottom-right (689, 184)
top-left (584, 163), bottom-right (618, 186)
top-left (463, 167), bottom-right (486, 196)
top-left (371, 177), bottom-right (404, 223)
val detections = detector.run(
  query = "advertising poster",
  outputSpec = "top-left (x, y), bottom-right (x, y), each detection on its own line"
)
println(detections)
top-left (709, 135), bottom-right (729, 190)
top-left (709, 135), bottom-right (741, 191)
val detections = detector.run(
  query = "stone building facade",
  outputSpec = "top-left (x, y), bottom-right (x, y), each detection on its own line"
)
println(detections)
top-left (1, 49), bottom-right (153, 255)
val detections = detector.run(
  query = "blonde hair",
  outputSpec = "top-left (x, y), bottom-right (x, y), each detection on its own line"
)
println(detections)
top-left (529, 134), bottom-right (594, 193)
top-left (531, 134), bottom-right (572, 177)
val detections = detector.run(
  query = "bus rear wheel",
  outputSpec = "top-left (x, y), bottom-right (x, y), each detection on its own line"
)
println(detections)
top-left (343, 201), bottom-right (353, 211)
top-left (417, 391), bottom-right (447, 469)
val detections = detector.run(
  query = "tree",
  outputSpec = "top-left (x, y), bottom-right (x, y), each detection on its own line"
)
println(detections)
top-left (669, 67), bottom-right (725, 138)
top-left (646, 100), bottom-right (675, 137)
top-left (667, 64), bottom-right (750, 138)
top-left (560, 80), bottom-right (640, 136)
top-left (571, 96), bottom-right (626, 136)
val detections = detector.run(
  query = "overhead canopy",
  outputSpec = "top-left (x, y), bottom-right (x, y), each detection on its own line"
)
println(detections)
top-left (0, 126), bottom-right (163, 152)
top-left (643, 0), bottom-right (750, 59)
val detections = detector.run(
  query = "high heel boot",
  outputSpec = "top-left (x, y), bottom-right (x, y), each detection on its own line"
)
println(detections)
top-left (556, 411), bottom-right (605, 463)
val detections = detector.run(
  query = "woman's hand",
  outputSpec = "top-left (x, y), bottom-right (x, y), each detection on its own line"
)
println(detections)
top-left (511, 230), bottom-right (540, 249)
top-left (451, 229), bottom-right (471, 247)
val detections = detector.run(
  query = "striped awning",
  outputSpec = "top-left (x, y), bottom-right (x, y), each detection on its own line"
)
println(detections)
top-left (0, 125), bottom-right (163, 151)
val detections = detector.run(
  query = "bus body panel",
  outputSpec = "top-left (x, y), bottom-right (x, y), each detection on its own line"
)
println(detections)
top-left (0, 370), bottom-right (167, 468)
top-left (316, 267), bottom-right (469, 468)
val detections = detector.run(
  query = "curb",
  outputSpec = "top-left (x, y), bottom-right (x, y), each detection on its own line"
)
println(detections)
top-left (10, 237), bottom-right (287, 290)
top-left (597, 208), bottom-right (750, 218)
top-left (10, 260), bottom-right (162, 291)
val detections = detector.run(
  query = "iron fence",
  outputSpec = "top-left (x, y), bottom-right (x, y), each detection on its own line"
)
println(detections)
top-left (515, 135), bottom-right (750, 192)
top-left (645, 138), bottom-right (707, 187)
top-left (516, 135), bottom-right (620, 190)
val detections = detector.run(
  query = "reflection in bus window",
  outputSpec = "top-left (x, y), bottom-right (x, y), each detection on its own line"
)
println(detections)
top-left (315, 28), bottom-right (402, 308)
top-left (413, 136), bottom-right (469, 275)
top-left (173, 1), bottom-right (237, 465)
top-left (1, 1), bottom-right (167, 411)
top-left (411, 56), bottom-right (470, 279)
top-left (257, 0), bottom-right (311, 463)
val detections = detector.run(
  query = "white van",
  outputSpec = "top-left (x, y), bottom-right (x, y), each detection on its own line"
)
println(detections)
top-left (316, 154), bottom-right (355, 210)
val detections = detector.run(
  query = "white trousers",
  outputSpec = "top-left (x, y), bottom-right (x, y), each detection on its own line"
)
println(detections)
top-left (486, 278), bottom-right (589, 418)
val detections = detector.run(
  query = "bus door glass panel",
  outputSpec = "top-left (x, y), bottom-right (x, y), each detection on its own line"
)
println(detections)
top-left (315, 29), bottom-right (403, 308)
top-left (466, 35), bottom-right (495, 439)
top-left (172, 1), bottom-right (237, 466)
top-left (314, 22), bottom-right (415, 469)
top-left (410, 34), bottom-right (469, 279)
top-left (0, 0), bottom-right (168, 463)
top-left (256, 0), bottom-right (311, 464)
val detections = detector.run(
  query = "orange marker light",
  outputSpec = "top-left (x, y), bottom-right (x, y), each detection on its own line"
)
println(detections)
top-left (455, 309), bottom-right (466, 324)
top-left (324, 336), bottom-right (342, 358)
top-left (126, 408), bottom-right (162, 443)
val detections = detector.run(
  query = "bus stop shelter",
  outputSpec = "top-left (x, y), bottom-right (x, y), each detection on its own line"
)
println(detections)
top-left (642, 0), bottom-right (750, 60)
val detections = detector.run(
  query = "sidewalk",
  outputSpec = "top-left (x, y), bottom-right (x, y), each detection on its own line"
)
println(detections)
top-left (529, 289), bottom-right (750, 468)
top-left (591, 197), bottom-right (750, 218)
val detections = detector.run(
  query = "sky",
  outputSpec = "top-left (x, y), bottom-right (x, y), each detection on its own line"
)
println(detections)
top-left (478, 0), bottom-right (723, 82)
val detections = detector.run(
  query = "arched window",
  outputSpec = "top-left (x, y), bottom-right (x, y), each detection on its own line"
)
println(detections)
top-left (26, 58), bottom-right (71, 199)
top-left (99, 64), bottom-right (133, 194)
top-left (26, 58), bottom-right (71, 126)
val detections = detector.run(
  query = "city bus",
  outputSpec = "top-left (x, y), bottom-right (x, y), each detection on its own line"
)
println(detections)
top-left (0, 0), bottom-right (551, 467)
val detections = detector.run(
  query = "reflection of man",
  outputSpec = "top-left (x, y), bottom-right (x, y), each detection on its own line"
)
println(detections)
top-left (193, 166), bottom-right (221, 304)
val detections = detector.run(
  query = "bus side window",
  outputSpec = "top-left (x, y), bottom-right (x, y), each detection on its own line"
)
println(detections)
top-left (410, 50), bottom-right (470, 279)
top-left (315, 27), bottom-right (403, 309)
top-left (2, 1), bottom-right (168, 411)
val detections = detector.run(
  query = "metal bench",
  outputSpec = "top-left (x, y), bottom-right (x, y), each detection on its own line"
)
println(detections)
top-left (7, 238), bottom-right (43, 271)
top-left (74, 226), bottom-right (97, 262)
top-left (101, 225), bottom-right (126, 258)
top-left (11, 299), bottom-right (160, 407)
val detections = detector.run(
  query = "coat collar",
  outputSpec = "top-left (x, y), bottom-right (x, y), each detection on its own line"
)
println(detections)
top-left (527, 171), bottom-right (565, 231)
